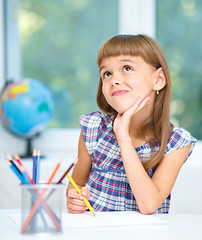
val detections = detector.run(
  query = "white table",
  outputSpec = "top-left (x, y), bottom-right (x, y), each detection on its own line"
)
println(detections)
top-left (1, 209), bottom-right (202, 240)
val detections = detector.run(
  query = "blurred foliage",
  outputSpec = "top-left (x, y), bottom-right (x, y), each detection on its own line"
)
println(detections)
top-left (19, 0), bottom-right (118, 128)
top-left (156, 0), bottom-right (202, 139)
top-left (19, 0), bottom-right (201, 139)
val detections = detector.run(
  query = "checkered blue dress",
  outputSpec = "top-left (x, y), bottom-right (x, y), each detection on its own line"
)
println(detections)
top-left (80, 111), bottom-right (196, 213)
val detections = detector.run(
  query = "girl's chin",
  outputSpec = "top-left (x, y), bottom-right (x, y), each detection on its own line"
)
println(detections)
top-left (114, 105), bottom-right (133, 114)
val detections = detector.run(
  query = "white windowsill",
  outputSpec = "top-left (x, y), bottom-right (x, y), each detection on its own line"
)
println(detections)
top-left (0, 125), bottom-right (80, 160)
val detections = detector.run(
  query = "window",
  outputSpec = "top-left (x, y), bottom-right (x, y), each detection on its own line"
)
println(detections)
top-left (2, 0), bottom-right (200, 155)
top-left (1, 0), bottom-right (155, 154)
top-left (5, 0), bottom-right (118, 128)
top-left (156, 0), bottom-right (202, 139)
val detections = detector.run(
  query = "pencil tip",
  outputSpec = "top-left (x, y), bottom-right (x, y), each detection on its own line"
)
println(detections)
top-left (74, 158), bottom-right (78, 165)
top-left (33, 149), bottom-right (37, 156)
top-left (92, 211), bottom-right (96, 217)
top-left (60, 156), bottom-right (64, 163)
top-left (6, 154), bottom-right (12, 161)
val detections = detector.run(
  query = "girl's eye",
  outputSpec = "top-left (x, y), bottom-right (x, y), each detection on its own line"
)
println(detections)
top-left (103, 71), bottom-right (111, 79)
top-left (123, 66), bottom-right (132, 72)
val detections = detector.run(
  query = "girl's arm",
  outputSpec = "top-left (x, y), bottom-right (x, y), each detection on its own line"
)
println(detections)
top-left (114, 97), bottom-right (191, 214)
top-left (119, 137), bottom-right (191, 215)
top-left (66, 131), bottom-right (92, 213)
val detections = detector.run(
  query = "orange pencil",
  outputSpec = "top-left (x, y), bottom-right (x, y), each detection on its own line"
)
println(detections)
top-left (47, 157), bottom-right (63, 184)
top-left (22, 157), bottom-right (63, 233)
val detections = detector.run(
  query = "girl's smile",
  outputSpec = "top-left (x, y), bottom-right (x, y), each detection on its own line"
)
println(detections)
top-left (112, 89), bottom-right (129, 96)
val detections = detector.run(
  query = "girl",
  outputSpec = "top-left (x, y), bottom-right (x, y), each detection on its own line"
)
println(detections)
top-left (66, 34), bottom-right (196, 214)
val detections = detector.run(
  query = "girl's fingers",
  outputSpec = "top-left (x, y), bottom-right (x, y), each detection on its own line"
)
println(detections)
top-left (67, 200), bottom-right (88, 213)
top-left (131, 96), bottom-right (151, 112)
top-left (67, 195), bottom-right (88, 213)
top-left (80, 187), bottom-right (90, 200)
top-left (138, 96), bottom-right (151, 109)
top-left (67, 198), bottom-right (87, 210)
top-left (66, 187), bottom-right (90, 213)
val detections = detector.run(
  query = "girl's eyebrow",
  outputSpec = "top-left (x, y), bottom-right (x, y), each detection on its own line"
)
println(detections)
top-left (99, 57), bottom-right (138, 73)
top-left (99, 65), bottom-right (106, 73)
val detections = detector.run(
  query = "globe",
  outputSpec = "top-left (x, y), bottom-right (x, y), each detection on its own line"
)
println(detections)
top-left (0, 79), bottom-right (54, 157)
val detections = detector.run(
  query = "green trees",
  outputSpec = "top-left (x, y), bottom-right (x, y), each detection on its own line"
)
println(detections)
top-left (157, 0), bottom-right (202, 138)
top-left (19, 0), bottom-right (201, 138)
top-left (20, 0), bottom-right (118, 127)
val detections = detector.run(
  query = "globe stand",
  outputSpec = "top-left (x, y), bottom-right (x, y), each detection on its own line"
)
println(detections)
top-left (20, 138), bottom-right (34, 159)
top-left (20, 137), bottom-right (45, 159)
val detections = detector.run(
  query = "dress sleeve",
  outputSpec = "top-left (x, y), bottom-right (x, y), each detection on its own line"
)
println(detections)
top-left (164, 127), bottom-right (197, 162)
top-left (80, 111), bottom-right (102, 156)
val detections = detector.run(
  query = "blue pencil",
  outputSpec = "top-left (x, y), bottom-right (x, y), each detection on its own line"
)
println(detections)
top-left (36, 150), bottom-right (40, 184)
top-left (7, 158), bottom-right (24, 183)
top-left (32, 149), bottom-right (39, 184)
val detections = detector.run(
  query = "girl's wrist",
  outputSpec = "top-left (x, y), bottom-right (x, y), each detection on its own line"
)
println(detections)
top-left (117, 136), bottom-right (133, 148)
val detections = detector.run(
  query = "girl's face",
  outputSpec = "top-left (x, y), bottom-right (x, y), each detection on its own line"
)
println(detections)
top-left (99, 55), bottom-right (157, 114)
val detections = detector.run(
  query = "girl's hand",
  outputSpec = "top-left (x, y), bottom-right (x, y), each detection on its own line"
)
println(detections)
top-left (113, 96), bottom-right (151, 141)
top-left (66, 186), bottom-right (90, 213)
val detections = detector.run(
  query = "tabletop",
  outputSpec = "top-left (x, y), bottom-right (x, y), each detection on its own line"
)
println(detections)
top-left (1, 209), bottom-right (202, 240)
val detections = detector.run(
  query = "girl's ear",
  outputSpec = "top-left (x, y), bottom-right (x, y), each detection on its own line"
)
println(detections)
top-left (152, 67), bottom-right (166, 91)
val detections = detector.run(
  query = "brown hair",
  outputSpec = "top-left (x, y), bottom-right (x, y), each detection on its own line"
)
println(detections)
top-left (96, 34), bottom-right (173, 171)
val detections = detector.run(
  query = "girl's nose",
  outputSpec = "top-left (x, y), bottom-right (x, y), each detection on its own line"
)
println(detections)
top-left (110, 76), bottom-right (120, 87)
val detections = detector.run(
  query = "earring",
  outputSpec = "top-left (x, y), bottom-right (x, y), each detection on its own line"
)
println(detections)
top-left (157, 90), bottom-right (159, 95)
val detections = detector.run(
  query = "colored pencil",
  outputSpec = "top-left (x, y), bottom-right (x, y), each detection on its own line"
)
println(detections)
top-left (22, 158), bottom-right (63, 232)
top-left (36, 150), bottom-right (40, 183)
top-left (13, 153), bottom-right (34, 184)
top-left (66, 173), bottom-right (96, 216)
top-left (7, 157), bottom-right (24, 183)
top-left (47, 158), bottom-right (63, 184)
top-left (57, 158), bottom-right (78, 184)
top-left (45, 159), bottom-right (77, 202)
top-left (19, 166), bottom-right (48, 228)
top-left (32, 149), bottom-right (38, 184)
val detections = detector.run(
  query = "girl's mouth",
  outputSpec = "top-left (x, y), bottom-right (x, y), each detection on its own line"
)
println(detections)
top-left (112, 90), bottom-right (129, 96)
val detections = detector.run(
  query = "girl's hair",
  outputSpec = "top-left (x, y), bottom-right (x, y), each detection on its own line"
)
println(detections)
top-left (96, 34), bottom-right (173, 171)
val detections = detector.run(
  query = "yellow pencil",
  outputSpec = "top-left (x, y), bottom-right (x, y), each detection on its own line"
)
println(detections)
top-left (66, 173), bottom-right (96, 216)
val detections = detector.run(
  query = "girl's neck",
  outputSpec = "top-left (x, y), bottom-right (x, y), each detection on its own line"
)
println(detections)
top-left (129, 106), bottom-right (154, 146)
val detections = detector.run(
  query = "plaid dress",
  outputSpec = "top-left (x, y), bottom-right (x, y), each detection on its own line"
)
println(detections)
top-left (80, 111), bottom-right (197, 213)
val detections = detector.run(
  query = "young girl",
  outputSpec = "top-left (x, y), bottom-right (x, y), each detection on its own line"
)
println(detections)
top-left (66, 34), bottom-right (196, 214)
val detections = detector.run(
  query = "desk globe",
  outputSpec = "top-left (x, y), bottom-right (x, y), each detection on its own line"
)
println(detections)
top-left (0, 79), bottom-right (54, 157)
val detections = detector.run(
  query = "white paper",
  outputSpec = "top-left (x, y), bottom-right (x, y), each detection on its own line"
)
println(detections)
top-left (62, 211), bottom-right (166, 229)
top-left (9, 211), bottom-right (166, 229)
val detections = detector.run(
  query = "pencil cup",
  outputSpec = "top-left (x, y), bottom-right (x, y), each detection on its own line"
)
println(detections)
top-left (21, 184), bottom-right (64, 235)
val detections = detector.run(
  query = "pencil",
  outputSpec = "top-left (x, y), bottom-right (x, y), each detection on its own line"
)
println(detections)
top-left (6, 154), bottom-right (20, 170)
top-left (22, 157), bottom-right (63, 232)
top-left (32, 149), bottom-right (38, 184)
top-left (47, 157), bottom-right (63, 184)
top-left (13, 153), bottom-right (34, 184)
top-left (66, 173), bottom-right (96, 216)
top-left (57, 158), bottom-right (78, 184)
top-left (7, 156), bottom-right (24, 183)
top-left (19, 166), bottom-right (48, 228)
top-left (35, 150), bottom-right (41, 184)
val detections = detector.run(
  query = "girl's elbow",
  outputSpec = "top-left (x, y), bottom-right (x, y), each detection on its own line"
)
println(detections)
top-left (138, 203), bottom-right (158, 215)
top-left (139, 208), bottom-right (154, 215)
